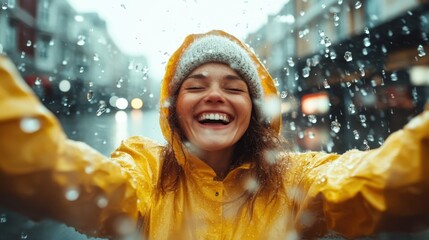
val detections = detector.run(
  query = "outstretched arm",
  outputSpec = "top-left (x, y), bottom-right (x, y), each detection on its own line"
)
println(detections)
top-left (0, 55), bottom-right (142, 238)
top-left (290, 107), bottom-right (429, 238)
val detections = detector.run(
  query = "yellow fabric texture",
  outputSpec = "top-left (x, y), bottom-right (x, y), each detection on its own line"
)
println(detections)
top-left (0, 28), bottom-right (429, 239)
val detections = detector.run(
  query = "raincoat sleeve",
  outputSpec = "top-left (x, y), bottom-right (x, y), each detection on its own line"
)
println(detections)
top-left (290, 109), bottom-right (429, 238)
top-left (0, 55), bottom-right (155, 238)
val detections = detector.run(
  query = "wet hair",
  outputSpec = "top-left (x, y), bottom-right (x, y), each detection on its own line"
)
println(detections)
top-left (156, 90), bottom-right (290, 205)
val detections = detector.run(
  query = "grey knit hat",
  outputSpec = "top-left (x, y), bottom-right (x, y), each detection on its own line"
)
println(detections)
top-left (170, 35), bottom-right (263, 101)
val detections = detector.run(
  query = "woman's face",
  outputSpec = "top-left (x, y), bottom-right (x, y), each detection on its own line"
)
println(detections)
top-left (176, 62), bottom-right (252, 153)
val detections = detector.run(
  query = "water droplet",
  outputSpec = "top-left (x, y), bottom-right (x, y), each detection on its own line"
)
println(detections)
top-left (323, 79), bottom-right (331, 88)
top-left (287, 57), bottom-right (295, 67)
top-left (402, 26), bottom-right (410, 35)
top-left (26, 40), bottom-right (32, 47)
top-left (77, 35), bottom-right (86, 46)
top-left (62, 60), bottom-right (68, 65)
top-left (0, 213), bottom-right (7, 223)
top-left (20, 232), bottom-right (28, 239)
top-left (87, 90), bottom-right (94, 101)
top-left (1, 2), bottom-right (8, 10)
top-left (65, 187), bottom-right (80, 201)
top-left (79, 66), bottom-right (84, 73)
top-left (149, 93), bottom-right (154, 98)
top-left (367, 134), bottom-right (374, 142)
top-left (344, 51), bottom-right (353, 62)
top-left (290, 122), bottom-right (296, 131)
top-left (21, 51), bottom-right (26, 59)
top-left (330, 51), bottom-right (337, 59)
top-left (355, 1), bottom-right (362, 9)
top-left (308, 131), bottom-right (315, 139)
top-left (362, 48), bottom-right (368, 55)
top-left (333, 13), bottom-right (339, 22)
top-left (93, 53), bottom-right (99, 61)
top-left (349, 104), bottom-right (356, 114)
top-left (96, 196), bottom-right (108, 208)
top-left (302, 67), bottom-right (310, 78)
top-left (331, 120), bottom-right (341, 133)
top-left (120, 3), bottom-right (126, 9)
top-left (353, 130), bottom-right (360, 140)
top-left (280, 91), bottom-right (288, 99)
top-left (363, 37), bottom-right (371, 47)
top-left (96, 101), bottom-right (107, 116)
top-left (390, 72), bottom-right (398, 81)
top-left (116, 78), bottom-right (124, 88)
top-left (20, 117), bottom-right (41, 133)
top-left (308, 115), bottom-right (317, 124)
top-left (417, 45), bottom-right (426, 57)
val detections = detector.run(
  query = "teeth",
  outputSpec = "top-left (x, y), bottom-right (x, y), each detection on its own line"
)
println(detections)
top-left (198, 113), bottom-right (230, 123)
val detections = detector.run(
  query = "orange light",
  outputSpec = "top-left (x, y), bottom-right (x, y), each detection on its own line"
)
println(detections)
top-left (131, 98), bottom-right (144, 109)
top-left (302, 92), bottom-right (330, 115)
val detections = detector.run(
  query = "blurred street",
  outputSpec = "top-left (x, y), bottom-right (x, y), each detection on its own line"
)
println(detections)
top-left (58, 109), bottom-right (165, 156)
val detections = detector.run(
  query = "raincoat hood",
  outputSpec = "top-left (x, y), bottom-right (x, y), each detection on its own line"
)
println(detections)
top-left (159, 30), bottom-right (281, 153)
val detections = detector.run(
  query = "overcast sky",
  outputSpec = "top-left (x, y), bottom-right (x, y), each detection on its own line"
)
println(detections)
top-left (67, 0), bottom-right (290, 80)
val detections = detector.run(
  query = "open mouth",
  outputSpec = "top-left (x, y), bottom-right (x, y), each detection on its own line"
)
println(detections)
top-left (197, 113), bottom-right (231, 125)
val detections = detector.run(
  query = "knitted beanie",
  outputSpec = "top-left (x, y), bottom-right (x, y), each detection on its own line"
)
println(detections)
top-left (170, 35), bottom-right (263, 102)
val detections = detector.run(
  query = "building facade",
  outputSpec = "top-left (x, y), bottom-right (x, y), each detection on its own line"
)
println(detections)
top-left (247, 0), bottom-right (429, 153)
top-left (0, 0), bottom-right (150, 115)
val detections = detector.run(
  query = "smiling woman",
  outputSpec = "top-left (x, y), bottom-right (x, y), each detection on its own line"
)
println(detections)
top-left (1, 30), bottom-right (429, 239)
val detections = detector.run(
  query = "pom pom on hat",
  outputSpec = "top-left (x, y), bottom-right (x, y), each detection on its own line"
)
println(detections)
top-left (170, 35), bottom-right (263, 101)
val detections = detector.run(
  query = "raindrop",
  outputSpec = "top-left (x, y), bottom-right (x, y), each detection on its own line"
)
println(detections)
top-left (390, 72), bottom-right (398, 81)
top-left (287, 57), bottom-right (295, 67)
top-left (362, 48), bottom-right (368, 55)
top-left (308, 115), bottom-right (317, 124)
top-left (96, 196), bottom-right (108, 208)
top-left (331, 120), bottom-right (341, 133)
top-left (290, 122), bottom-right (296, 131)
top-left (354, 1), bottom-right (362, 9)
top-left (149, 93), bottom-right (154, 98)
top-left (344, 51), bottom-right (353, 62)
top-left (116, 78), bottom-right (124, 88)
top-left (353, 130), bottom-right (360, 140)
top-left (401, 26), bottom-right (410, 35)
top-left (74, 15), bottom-right (84, 22)
top-left (0, 213), bottom-right (6, 223)
top-left (330, 51), bottom-right (337, 59)
top-left (363, 140), bottom-right (370, 150)
top-left (21, 51), bottom-right (26, 59)
top-left (381, 45), bottom-right (387, 54)
top-left (20, 232), bottom-right (28, 239)
top-left (349, 104), bottom-right (356, 114)
top-left (323, 79), bottom-right (331, 88)
top-left (65, 187), bottom-right (80, 201)
top-left (359, 67), bottom-right (365, 77)
top-left (280, 91), bottom-right (288, 99)
top-left (333, 13), bottom-right (339, 22)
top-left (49, 40), bottom-right (54, 46)
top-left (20, 117), bottom-right (41, 133)
top-left (417, 45), bottom-right (426, 57)
top-left (367, 134), bottom-right (374, 142)
top-left (87, 89), bottom-right (94, 101)
top-left (378, 137), bottom-right (384, 145)
top-left (93, 53), bottom-right (100, 61)
top-left (364, 27), bottom-right (370, 34)
top-left (298, 131), bottom-right (304, 139)
top-left (308, 131), bottom-right (315, 139)
top-left (1, 2), bottom-right (8, 10)
top-left (79, 66), bottom-right (84, 73)
top-left (120, 3), bottom-right (126, 9)
top-left (96, 101), bottom-right (107, 116)
top-left (77, 35), bottom-right (86, 46)
top-left (62, 60), bottom-right (68, 65)
top-left (302, 67), bottom-right (310, 78)
top-left (363, 37), bottom-right (371, 47)
top-left (26, 40), bottom-right (32, 47)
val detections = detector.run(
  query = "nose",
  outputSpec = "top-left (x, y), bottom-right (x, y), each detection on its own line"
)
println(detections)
top-left (204, 85), bottom-right (225, 103)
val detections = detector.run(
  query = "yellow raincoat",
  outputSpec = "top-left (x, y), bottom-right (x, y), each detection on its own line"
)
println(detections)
top-left (1, 30), bottom-right (429, 239)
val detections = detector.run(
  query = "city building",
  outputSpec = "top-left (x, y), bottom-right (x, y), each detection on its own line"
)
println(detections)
top-left (0, 0), bottom-right (150, 115)
top-left (247, 0), bottom-right (429, 153)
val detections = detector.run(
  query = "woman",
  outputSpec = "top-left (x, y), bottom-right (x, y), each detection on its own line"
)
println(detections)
top-left (0, 30), bottom-right (428, 239)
